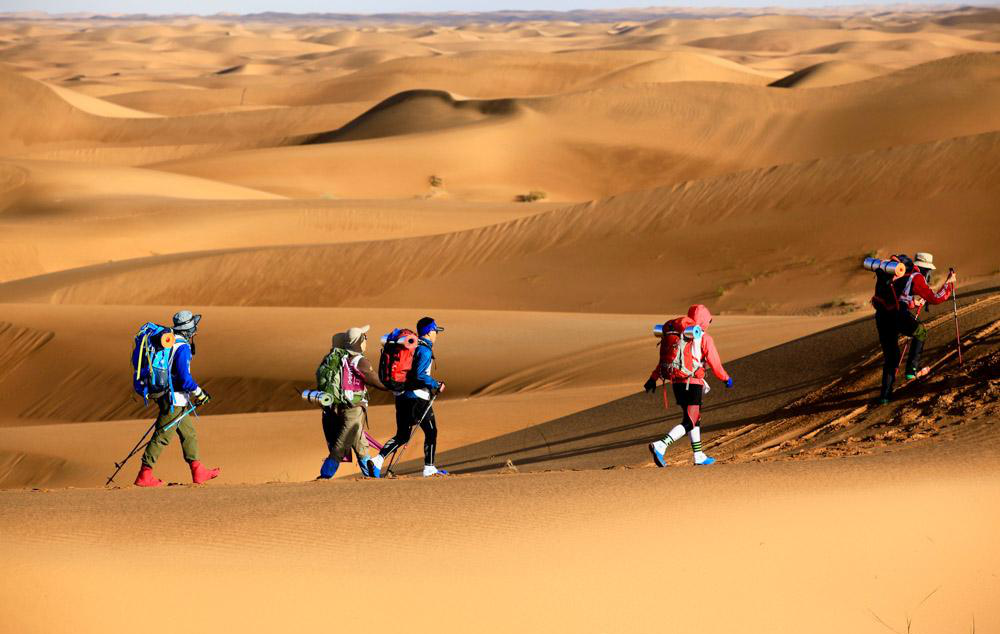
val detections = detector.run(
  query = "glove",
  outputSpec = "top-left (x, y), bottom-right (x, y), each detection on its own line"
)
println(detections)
top-left (643, 378), bottom-right (657, 394)
top-left (725, 377), bottom-right (733, 389)
top-left (191, 389), bottom-right (211, 406)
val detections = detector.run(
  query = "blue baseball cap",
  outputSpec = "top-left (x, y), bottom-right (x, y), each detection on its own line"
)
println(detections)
top-left (417, 317), bottom-right (444, 336)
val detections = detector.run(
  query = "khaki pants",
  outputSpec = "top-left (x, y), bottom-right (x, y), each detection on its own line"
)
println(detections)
top-left (322, 406), bottom-right (369, 461)
top-left (142, 400), bottom-right (198, 467)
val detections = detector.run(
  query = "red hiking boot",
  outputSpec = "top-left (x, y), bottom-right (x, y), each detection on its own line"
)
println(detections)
top-left (134, 465), bottom-right (163, 488)
top-left (189, 460), bottom-right (220, 484)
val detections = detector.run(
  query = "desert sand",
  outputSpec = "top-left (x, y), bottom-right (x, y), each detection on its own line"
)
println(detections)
top-left (1, 6), bottom-right (999, 633)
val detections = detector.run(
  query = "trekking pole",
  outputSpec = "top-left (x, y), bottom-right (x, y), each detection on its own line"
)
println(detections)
top-left (384, 395), bottom-right (437, 478)
top-left (950, 271), bottom-right (963, 367)
top-left (105, 420), bottom-right (158, 486)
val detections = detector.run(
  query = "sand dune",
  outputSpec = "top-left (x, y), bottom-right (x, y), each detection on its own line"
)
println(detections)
top-left (769, 59), bottom-right (888, 87)
top-left (586, 50), bottom-right (779, 86)
top-left (3, 130), bottom-right (997, 314)
top-left (43, 82), bottom-right (163, 118)
top-left (151, 53), bottom-right (1000, 201)
top-left (0, 68), bottom-right (368, 160)
top-left (0, 196), bottom-right (544, 283)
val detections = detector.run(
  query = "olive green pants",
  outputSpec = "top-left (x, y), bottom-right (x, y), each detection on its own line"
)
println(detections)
top-left (322, 406), bottom-right (370, 461)
top-left (142, 401), bottom-right (199, 467)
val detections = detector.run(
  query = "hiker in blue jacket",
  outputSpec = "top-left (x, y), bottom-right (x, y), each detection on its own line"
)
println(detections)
top-left (134, 311), bottom-right (220, 487)
top-left (371, 317), bottom-right (448, 477)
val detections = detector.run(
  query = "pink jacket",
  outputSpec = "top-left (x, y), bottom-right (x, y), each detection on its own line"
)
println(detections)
top-left (649, 304), bottom-right (730, 387)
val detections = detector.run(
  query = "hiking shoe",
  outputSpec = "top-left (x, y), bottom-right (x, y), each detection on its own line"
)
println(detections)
top-left (367, 458), bottom-right (380, 479)
top-left (648, 442), bottom-right (667, 468)
top-left (189, 460), bottom-right (220, 484)
top-left (695, 456), bottom-right (716, 466)
top-left (422, 465), bottom-right (448, 477)
top-left (134, 465), bottom-right (163, 488)
top-left (317, 457), bottom-right (339, 480)
top-left (359, 458), bottom-right (379, 478)
top-left (905, 367), bottom-right (930, 381)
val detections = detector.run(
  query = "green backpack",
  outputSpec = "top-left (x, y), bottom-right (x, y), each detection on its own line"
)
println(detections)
top-left (316, 348), bottom-right (367, 408)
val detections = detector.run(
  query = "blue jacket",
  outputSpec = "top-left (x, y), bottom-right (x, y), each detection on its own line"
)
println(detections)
top-left (171, 336), bottom-right (200, 393)
top-left (403, 338), bottom-right (439, 399)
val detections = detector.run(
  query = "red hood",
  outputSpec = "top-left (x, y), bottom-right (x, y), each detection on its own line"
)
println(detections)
top-left (687, 304), bottom-right (713, 330)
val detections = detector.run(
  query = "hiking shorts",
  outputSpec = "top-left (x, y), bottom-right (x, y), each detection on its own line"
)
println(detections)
top-left (672, 382), bottom-right (704, 407)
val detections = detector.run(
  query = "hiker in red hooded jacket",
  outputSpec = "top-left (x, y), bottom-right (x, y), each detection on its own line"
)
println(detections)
top-left (643, 304), bottom-right (732, 466)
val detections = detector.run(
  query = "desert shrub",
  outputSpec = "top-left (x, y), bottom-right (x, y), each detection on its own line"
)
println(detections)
top-left (516, 190), bottom-right (547, 202)
top-left (429, 175), bottom-right (443, 188)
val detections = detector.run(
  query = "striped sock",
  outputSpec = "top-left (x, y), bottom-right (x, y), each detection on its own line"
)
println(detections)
top-left (662, 423), bottom-right (686, 447)
top-left (690, 426), bottom-right (702, 454)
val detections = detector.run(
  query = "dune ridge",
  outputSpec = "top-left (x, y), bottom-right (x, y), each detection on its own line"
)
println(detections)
top-left (3, 129), bottom-right (996, 314)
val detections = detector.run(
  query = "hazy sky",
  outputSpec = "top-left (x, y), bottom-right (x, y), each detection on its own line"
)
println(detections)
top-left (3, 0), bottom-right (974, 14)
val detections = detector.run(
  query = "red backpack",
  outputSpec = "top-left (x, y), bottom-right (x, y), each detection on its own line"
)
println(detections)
top-left (378, 328), bottom-right (419, 392)
top-left (656, 316), bottom-right (705, 383)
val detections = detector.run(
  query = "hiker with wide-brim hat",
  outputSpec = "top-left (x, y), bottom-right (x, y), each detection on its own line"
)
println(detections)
top-left (315, 325), bottom-right (388, 480)
top-left (135, 310), bottom-right (219, 487)
top-left (869, 251), bottom-right (956, 404)
top-left (371, 317), bottom-right (448, 477)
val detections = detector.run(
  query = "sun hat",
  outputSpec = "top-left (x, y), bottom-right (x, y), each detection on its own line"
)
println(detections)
top-left (346, 325), bottom-right (370, 347)
top-left (172, 310), bottom-right (201, 333)
top-left (914, 252), bottom-right (936, 270)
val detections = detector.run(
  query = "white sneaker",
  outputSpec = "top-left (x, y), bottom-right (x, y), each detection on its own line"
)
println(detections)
top-left (694, 452), bottom-right (716, 466)
top-left (422, 465), bottom-right (448, 477)
top-left (372, 454), bottom-right (384, 470)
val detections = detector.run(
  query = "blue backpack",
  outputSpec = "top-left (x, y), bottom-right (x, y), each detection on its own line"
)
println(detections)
top-left (131, 322), bottom-right (176, 404)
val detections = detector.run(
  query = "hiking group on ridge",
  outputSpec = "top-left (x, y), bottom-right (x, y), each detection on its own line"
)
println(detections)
top-left (121, 250), bottom-right (958, 486)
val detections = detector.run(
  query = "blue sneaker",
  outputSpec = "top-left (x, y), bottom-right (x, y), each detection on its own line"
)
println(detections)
top-left (368, 459), bottom-right (380, 479)
top-left (648, 442), bottom-right (667, 468)
top-left (357, 458), bottom-right (372, 478)
top-left (317, 457), bottom-right (339, 479)
top-left (695, 456), bottom-right (716, 466)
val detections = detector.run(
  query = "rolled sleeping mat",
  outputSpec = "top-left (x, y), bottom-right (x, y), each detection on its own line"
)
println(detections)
top-left (159, 331), bottom-right (175, 349)
top-left (380, 331), bottom-right (419, 349)
top-left (863, 257), bottom-right (905, 276)
top-left (301, 390), bottom-right (334, 408)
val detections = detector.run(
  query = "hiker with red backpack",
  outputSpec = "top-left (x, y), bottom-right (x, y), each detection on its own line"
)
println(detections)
top-left (868, 252), bottom-right (955, 404)
top-left (133, 310), bottom-right (219, 487)
top-left (644, 304), bottom-right (732, 467)
top-left (316, 325), bottom-right (387, 480)
top-left (371, 317), bottom-right (448, 478)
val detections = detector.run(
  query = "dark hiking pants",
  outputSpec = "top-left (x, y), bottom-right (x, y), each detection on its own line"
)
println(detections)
top-left (378, 396), bottom-right (437, 466)
top-left (875, 309), bottom-right (927, 401)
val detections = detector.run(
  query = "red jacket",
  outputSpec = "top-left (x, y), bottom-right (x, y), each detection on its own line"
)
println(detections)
top-left (872, 270), bottom-right (952, 312)
top-left (649, 304), bottom-right (730, 387)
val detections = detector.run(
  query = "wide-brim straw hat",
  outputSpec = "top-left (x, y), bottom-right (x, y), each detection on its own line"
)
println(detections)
top-left (914, 252), bottom-right (936, 270)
